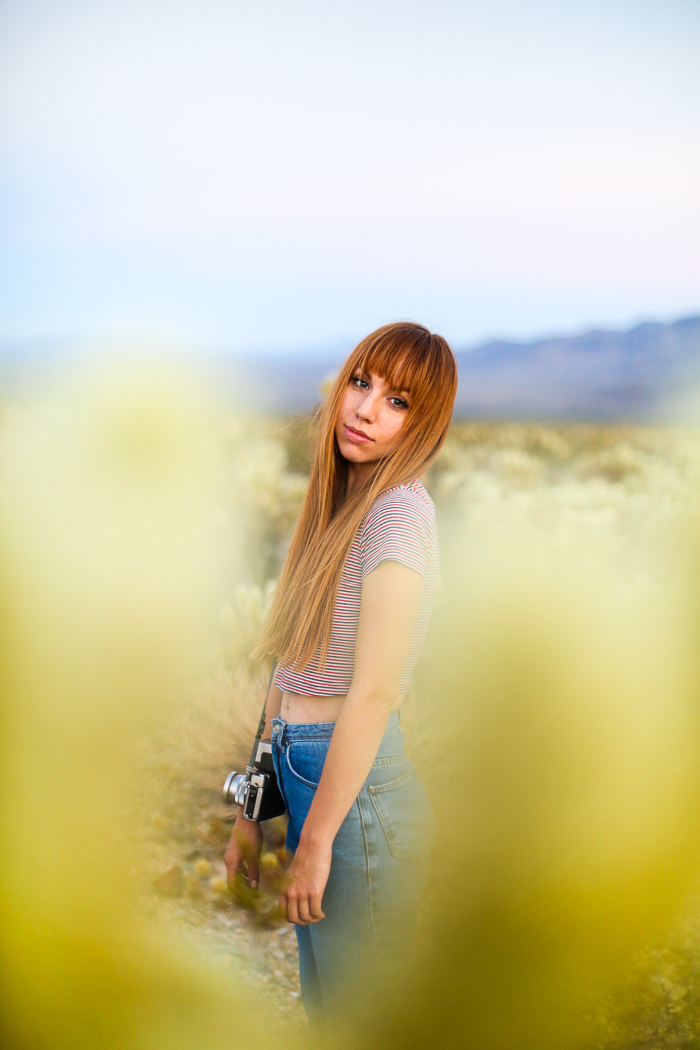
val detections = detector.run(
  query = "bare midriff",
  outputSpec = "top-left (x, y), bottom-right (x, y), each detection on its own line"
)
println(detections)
top-left (280, 689), bottom-right (407, 724)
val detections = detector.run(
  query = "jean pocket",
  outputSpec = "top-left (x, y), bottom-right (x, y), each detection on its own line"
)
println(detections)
top-left (368, 765), bottom-right (434, 862)
top-left (285, 740), bottom-right (328, 789)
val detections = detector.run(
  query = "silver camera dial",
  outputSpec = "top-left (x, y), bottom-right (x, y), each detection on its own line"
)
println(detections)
top-left (223, 771), bottom-right (248, 807)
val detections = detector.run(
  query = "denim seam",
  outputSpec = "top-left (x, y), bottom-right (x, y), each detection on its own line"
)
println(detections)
top-left (284, 721), bottom-right (337, 731)
top-left (271, 715), bottom-right (400, 738)
top-left (284, 745), bottom-right (320, 789)
top-left (368, 789), bottom-right (429, 863)
top-left (274, 728), bottom-right (400, 742)
top-left (356, 792), bottom-right (385, 961)
top-left (281, 737), bottom-right (333, 745)
top-left (368, 764), bottom-right (415, 794)
top-left (281, 746), bottom-right (405, 789)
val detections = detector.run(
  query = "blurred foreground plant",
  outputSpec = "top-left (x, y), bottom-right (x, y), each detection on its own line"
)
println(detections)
top-left (347, 519), bottom-right (700, 1050)
top-left (7, 365), bottom-right (700, 1050)
top-left (0, 356), bottom-right (301, 1050)
top-left (133, 411), bottom-right (700, 1049)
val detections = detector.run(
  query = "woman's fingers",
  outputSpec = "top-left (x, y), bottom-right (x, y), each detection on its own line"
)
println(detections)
top-left (283, 890), bottom-right (327, 923)
top-left (309, 893), bottom-right (325, 921)
top-left (245, 854), bottom-right (260, 890)
top-left (224, 818), bottom-right (263, 891)
top-left (279, 845), bottom-right (330, 923)
top-left (281, 890), bottom-right (325, 925)
top-left (224, 843), bottom-right (242, 892)
top-left (296, 895), bottom-right (313, 924)
top-left (284, 893), bottom-right (303, 925)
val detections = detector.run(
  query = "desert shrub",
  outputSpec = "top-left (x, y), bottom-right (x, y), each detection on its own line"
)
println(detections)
top-left (7, 372), bottom-right (699, 1050)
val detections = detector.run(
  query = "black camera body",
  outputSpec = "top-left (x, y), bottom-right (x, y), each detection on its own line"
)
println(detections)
top-left (223, 741), bottom-right (286, 822)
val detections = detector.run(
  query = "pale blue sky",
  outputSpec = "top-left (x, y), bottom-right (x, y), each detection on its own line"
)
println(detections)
top-left (0, 0), bottom-right (698, 354)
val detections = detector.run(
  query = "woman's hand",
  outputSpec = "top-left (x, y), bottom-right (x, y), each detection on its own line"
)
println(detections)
top-left (224, 812), bottom-right (263, 890)
top-left (279, 837), bottom-right (332, 925)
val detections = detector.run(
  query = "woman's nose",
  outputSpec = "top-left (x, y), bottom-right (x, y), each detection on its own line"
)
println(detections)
top-left (357, 391), bottom-right (379, 420)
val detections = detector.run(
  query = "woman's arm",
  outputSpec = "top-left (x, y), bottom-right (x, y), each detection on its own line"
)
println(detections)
top-left (224, 679), bottom-right (283, 891)
top-left (279, 559), bottom-right (424, 924)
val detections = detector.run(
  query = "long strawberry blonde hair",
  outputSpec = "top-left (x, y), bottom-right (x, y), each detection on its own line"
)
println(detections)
top-left (252, 322), bottom-right (458, 671)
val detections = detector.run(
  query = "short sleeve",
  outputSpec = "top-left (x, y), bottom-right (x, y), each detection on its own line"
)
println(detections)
top-left (360, 488), bottom-right (436, 580)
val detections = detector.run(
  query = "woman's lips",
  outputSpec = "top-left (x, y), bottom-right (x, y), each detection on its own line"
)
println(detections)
top-left (344, 424), bottom-right (373, 444)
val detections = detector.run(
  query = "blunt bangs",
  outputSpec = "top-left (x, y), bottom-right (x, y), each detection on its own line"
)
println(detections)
top-left (354, 324), bottom-right (454, 413)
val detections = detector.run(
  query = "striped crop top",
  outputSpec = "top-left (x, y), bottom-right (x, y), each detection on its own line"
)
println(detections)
top-left (273, 478), bottom-right (439, 696)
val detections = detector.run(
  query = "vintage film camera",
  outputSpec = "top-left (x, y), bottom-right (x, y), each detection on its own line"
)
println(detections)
top-left (223, 739), bottom-right (286, 822)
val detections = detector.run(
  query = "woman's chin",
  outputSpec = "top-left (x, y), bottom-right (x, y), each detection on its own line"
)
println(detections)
top-left (340, 443), bottom-right (374, 464)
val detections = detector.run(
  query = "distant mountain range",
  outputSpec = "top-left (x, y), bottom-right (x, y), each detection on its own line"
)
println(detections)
top-left (233, 315), bottom-right (700, 420)
top-left (2, 315), bottom-right (700, 421)
top-left (451, 315), bottom-right (700, 420)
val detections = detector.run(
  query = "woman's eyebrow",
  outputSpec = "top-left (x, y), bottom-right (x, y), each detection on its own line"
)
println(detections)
top-left (361, 369), bottom-right (410, 396)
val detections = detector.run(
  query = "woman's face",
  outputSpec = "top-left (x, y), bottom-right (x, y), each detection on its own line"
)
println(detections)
top-left (335, 367), bottom-right (411, 467)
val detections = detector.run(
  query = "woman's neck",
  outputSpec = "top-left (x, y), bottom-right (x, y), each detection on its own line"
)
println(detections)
top-left (344, 461), bottom-right (375, 499)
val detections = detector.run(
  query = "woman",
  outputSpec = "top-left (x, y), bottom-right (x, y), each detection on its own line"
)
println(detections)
top-left (225, 322), bottom-right (457, 1024)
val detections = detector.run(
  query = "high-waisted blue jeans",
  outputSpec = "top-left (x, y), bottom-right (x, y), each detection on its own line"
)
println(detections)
top-left (270, 711), bottom-right (434, 1023)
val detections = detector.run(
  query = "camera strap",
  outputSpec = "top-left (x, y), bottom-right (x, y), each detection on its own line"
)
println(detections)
top-left (247, 658), bottom-right (278, 772)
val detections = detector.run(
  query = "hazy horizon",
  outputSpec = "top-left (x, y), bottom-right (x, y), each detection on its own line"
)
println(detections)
top-left (1, 309), bottom-right (699, 362)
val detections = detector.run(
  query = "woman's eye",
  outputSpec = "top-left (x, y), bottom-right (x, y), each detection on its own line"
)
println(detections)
top-left (390, 397), bottom-right (409, 410)
top-left (352, 376), bottom-right (368, 389)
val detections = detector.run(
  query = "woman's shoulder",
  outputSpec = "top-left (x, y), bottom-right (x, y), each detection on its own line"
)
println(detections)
top-left (361, 478), bottom-right (437, 538)
top-left (372, 478), bottom-right (436, 517)
top-left (359, 478), bottom-right (438, 575)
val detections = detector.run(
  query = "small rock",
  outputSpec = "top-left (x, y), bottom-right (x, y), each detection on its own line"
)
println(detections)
top-left (185, 875), bottom-right (205, 900)
top-left (152, 865), bottom-right (185, 898)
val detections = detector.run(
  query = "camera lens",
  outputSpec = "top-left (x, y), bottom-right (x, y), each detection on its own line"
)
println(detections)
top-left (223, 771), bottom-right (248, 806)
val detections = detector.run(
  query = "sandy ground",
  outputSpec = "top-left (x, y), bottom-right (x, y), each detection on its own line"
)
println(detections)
top-left (135, 754), bottom-right (307, 1029)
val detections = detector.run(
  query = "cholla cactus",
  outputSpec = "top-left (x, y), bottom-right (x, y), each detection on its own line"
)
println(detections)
top-left (216, 417), bottom-right (308, 611)
top-left (220, 580), bottom-right (277, 666)
top-left (0, 354), bottom-right (300, 1050)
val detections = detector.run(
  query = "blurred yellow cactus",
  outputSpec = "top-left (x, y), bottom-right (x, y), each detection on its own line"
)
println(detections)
top-left (3, 357), bottom-right (700, 1050)
top-left (0, 354), bottom-right (301, 1050)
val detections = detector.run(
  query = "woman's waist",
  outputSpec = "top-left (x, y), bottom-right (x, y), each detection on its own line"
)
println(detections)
top-left (280, 689), bottom-right (406, 724)
top-left (279, 690), bottom-right (346, 724)
top-left (272, 707), bottom-right (403, 746)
